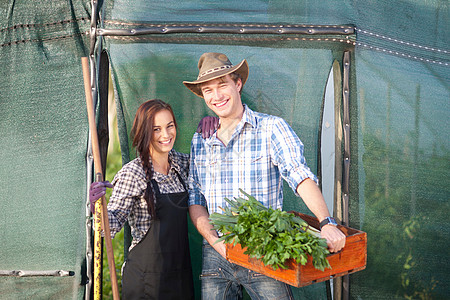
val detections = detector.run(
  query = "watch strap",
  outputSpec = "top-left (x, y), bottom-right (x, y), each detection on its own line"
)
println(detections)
top-left (320, 217), bottom-right (337, 229)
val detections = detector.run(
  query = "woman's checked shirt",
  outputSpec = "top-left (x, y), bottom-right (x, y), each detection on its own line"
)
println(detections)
top-left (107, 150), bottom-right (189, 250)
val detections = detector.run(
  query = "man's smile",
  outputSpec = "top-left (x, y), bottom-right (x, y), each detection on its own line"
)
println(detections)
top-left (214, 99), bottom-right (228, 108)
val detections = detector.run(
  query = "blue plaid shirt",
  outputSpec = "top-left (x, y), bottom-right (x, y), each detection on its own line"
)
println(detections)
top-left (188, 105), bottom-right (317, 215)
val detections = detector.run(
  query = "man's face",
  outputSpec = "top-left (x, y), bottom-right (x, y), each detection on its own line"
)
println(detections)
top-left (200, 75), bottom-right (243, 120)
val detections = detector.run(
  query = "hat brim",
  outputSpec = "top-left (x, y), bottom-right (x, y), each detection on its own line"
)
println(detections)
top-left (183, 59), bottom-right (248, 98)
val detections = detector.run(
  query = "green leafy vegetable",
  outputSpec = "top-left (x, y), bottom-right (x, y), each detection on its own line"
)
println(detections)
top-left (210, 189), bottom-right (331, 271)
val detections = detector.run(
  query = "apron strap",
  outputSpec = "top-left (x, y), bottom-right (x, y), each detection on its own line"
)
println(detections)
top-left (150, 169), bottom-right (187, 196)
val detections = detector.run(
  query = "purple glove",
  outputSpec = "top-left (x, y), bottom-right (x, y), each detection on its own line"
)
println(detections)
top-left (197, 116), bottom-right (219, 139)
top-left (89, 181), bottom-right (114, 214)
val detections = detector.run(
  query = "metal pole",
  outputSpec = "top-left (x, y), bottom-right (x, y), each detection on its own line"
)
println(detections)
top-left (342, 50), bottom-right (351, 300)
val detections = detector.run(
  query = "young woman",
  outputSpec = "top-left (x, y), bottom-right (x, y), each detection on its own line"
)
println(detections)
top-left (90, 99), bottom-right (217, 299)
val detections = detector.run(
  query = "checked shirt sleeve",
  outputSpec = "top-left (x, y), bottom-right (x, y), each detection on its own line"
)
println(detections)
top-left (108, 164), bottom-right (147, 238)
top-left (270, 117), bottom-right (318, 196)
top-left (187, 133), bottom-right (207, 207)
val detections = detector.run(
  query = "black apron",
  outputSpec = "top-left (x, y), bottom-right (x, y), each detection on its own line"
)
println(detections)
top-left (122, 173), bottom-right (194, 300)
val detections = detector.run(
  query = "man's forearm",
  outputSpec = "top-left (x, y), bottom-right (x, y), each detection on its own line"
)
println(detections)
top-left (189, 204), bottom-right (226, 257)
top-left (296, 178), bottom-right (346, 252)
top-left (189, 205), bottom-right (218, 242)
top-left (296, 178), bottom-right (331, 221)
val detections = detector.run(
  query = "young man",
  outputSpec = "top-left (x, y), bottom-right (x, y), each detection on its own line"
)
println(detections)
top-left (184, 52), bottom-right (346, 299)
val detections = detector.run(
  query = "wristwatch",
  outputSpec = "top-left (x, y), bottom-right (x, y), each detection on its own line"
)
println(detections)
top-left (320, 217), bottom-right (338, 229)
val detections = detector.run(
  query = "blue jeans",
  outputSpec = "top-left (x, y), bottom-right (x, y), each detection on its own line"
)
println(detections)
top-left (200, 242), bottom-right (294, 300)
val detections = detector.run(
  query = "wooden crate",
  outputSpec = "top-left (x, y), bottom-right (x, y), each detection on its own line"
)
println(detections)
top-left (226, 212), bottom-right (367, 287)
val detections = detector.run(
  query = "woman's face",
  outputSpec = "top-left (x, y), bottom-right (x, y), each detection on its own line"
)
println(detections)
top-left (149, 109), bottom-right (176, 155)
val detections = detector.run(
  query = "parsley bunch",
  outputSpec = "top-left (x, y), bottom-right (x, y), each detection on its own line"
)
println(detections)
top-left (210, 189), bottom-right (331, 271)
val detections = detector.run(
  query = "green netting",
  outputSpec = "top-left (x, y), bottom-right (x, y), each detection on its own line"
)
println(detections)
top-left (349, 49), bottom-right (449, 299)
top-left (0, 1), bottom-right (90, 298)
top-left (103, 0), bottom-right (448, 55)
top-left (106, 41), bottom-right (341, 299)
top-left (1, 0), bottom-right (448, 299)
top-left (102, 0), bottom-right (449, 299)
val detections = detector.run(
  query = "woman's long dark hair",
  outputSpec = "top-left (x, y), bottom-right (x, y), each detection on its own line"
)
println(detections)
top-left (130, 99), bottom-right (177, 218)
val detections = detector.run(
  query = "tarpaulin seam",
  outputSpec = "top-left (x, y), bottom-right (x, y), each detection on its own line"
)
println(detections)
top-left (102, 20), bottom-right (354, 30)
top-left (0, 31), bottom-right (89, 48)
top-left (0, 17), bottom-right (90, 33)
top-left (356, 28), bottom-right (449, 55)
top-left (355, 42), bottom-right (449, 66)
top-left (104, 35), bottom-right (355, 44)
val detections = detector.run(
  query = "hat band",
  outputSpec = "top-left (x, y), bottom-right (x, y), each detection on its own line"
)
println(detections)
top-left (197, 65), bottom-right (233, 80)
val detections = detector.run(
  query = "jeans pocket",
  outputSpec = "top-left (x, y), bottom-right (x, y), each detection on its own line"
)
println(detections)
top-left (248, 269), bottom-right (266, 281)
top-left (200, 269), bottom-right (221, 280)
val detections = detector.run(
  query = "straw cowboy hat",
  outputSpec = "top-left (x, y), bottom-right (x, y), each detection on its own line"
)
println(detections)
top-left (183, 52), bottom-right (249, 98)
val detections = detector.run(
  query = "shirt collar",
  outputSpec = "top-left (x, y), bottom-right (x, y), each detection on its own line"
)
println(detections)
top-left (147, 150), bottom-right (181, 182)
top-left (206, 104), bottom-right (256, 146)
top-left (240, 104), bottom-right (257, 129)
top-left (167, 150), bottom-right (182, 173)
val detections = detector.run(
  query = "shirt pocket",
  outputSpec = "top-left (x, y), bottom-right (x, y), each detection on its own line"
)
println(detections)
top-left (228, 152), bottom-right (269, 186)
top-left (193, 157), bottom-right (218, 188)
top-left (246, 154), bottom-right (267, 183)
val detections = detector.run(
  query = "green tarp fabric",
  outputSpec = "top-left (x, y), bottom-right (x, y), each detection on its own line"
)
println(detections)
top-left (103, 0), bottom-right (449, 299)
top-left (107, 43), bottom-right (341, 299)
top-left (0, 0), bottom-right (90, 298)
top-left (0, 0), bottom-right (448, 299)
top-left (350, 49), bottom-right (449, 299)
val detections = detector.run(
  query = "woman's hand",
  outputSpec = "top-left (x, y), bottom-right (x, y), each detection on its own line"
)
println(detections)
top-left (89, 181), bottom-right (114, 213)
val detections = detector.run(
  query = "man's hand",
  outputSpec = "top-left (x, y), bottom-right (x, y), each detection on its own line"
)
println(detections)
top-left (189, 204), bottom-right (227, 258)
top-left (320, 225), bottom-right (346, 253)
top-left (211, 238), bottom-right (227, 259)
top-left (295, 179), bottom-right (346, 252)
